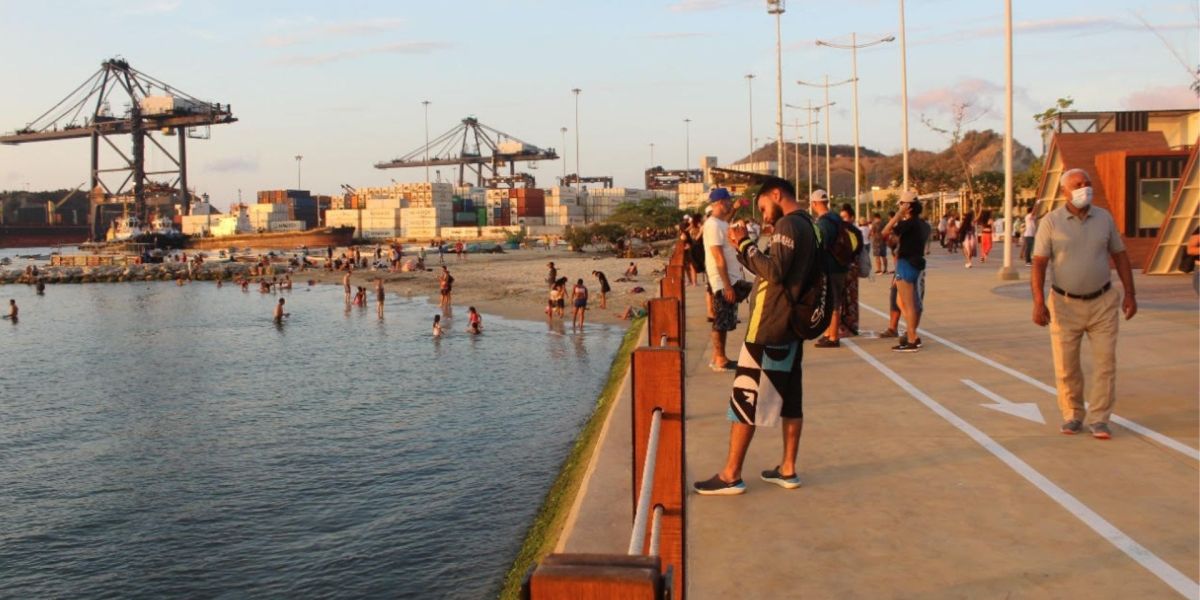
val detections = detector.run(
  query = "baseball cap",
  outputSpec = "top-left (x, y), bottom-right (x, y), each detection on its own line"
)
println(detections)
top-left (809, 189), bottom-right (829, 204)
top-left (704, 205), bottom-right (714, 216)
top-left (899, 190), bottom-right (918, 204)
top-left (708, 188), bottom-right (732, 202)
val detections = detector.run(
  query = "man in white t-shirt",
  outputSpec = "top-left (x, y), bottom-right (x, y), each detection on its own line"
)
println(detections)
top-left (1022, 204), bottom-right (1038, 266)
top-left (702, 187), bottom-right (746, 370)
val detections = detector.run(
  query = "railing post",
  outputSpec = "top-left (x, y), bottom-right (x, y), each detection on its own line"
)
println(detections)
top-left (524, 554), bottom-right (664, 599)
top-left (631, 347), bottom-right (686, 600)
top-left (658, 264), bottom-right (686, 348)
top-left (647, 298), bottom-right (682, 348)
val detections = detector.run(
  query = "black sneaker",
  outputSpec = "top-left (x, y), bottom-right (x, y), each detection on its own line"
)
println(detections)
top-left (693, 474), bottom-right (746, 496)
top-left (892, 340), bottom-right (920, 353)
top-left (1060, 419), bottom-right (1083, 435)
top-left (760, 466), bottom-right (802, 489)
top-left (879, 328), bottom-right (899, 338)
top-left (814, 336), bottom-right (840, 348)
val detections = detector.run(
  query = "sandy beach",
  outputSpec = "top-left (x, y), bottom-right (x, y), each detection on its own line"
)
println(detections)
top-left (299, 247), bottom-right (669, 327)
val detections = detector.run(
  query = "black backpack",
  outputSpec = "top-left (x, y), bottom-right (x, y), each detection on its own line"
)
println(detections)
top-left (783, 212), bottom-right (835, 341)
top-left (825, 216), bottom-right (862, 268)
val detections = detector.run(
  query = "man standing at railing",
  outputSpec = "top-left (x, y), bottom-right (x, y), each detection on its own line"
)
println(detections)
top-left (694, 177), bottom-right (816, 495)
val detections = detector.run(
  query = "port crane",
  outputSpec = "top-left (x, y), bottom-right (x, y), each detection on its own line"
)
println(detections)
top-left (0, 58), bottom-right (236, 237)
top-left (560, 174), bottom-right (614, 189)
top-left (644, 167), bottom-right (704, 190)
top-left (374, 117), bottom-right (557, 188)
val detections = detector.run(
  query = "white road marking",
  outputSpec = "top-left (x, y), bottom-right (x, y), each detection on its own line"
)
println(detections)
top-left (963, 378), bottom-right (1046, 424)
top-left (860, 302), bottom-right (1200, 461)
top-left (844, 339), bottom-right (1200, 599)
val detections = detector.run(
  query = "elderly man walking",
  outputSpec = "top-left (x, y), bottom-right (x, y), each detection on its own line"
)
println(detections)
top-left (1031, 168), bottom-right (1137, 440)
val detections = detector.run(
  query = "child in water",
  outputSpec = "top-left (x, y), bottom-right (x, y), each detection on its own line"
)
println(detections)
top-left (432, 314), bottom-right (443, 338)
top-left (466, 306), bottom-right (482, 334)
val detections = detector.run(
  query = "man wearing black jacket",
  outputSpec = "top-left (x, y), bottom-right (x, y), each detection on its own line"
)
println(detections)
top-left (694, 177), bottom-right (818, 495)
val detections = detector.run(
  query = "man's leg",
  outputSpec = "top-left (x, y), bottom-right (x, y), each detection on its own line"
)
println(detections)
top-left (719, 422), bottom-right (756, 482)
top-left (778, 418), bottom-right (804, 476)
top-left (896, 279), bottom-right (918, 344)
top-left (711, 329), bottom-right (727, 365)
top-left (1084, 289), bottom-right (1121, 426)
top-left (1048, 294), bottom-right (1087, 423)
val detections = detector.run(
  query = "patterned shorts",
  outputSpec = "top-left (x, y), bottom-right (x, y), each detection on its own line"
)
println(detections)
top-left (712, 288), bottom-right (739, 332)
top-left (728, 340), bottom-right (804, 427)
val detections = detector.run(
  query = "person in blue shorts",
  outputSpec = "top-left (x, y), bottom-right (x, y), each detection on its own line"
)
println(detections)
top-left (881, 191), bottom-right (930, 353)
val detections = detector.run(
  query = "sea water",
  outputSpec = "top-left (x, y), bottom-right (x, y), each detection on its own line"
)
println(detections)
top-left (0, 281), bottom-right (623, 598)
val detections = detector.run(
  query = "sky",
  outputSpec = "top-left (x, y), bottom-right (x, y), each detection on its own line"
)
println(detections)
top-left (0, 0), bottom-right (1197, 205)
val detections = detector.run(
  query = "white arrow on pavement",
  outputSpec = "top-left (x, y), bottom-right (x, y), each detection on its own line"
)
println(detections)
top-left (962, 379), bottom-right (1046, 424)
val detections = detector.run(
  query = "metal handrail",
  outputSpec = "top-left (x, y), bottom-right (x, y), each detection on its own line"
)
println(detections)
top-left (627, 407), bottom-right (663, 555)
top-left (648, 505), bottom-right (664, 557)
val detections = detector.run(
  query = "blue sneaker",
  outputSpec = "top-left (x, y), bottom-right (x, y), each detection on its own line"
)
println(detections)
top-left (760, 466), bottom-right (802, 489)
top-left (693, 474), bottom-right (746, 496)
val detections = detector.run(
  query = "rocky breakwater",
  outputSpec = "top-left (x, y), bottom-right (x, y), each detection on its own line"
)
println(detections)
top-left (1, 262), bottom-right (254, 285)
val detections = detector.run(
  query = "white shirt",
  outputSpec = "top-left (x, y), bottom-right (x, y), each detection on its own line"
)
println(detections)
top-left (1024, 213), bottom-right (1037, 238)
top-left (702, 216), bottom-right (745, 292)
top-left (858, 223), bottom-right (872, 245)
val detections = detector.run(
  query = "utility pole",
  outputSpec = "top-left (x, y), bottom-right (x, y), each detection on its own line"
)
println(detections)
top-left (560, 126), bottom-right (567, 183)
top-left (767, 0), bottom-right (786, 179)
top-left (797, 77), bottom-right (852, 193)
top-left (899, 0), bottom-right (911, 190)
top-left (998, 0), bottom-right (1019, 281)
top-left (684, 118), bottom-right (692, 183)
top-left (817, 33), bottom-right (895, 219)
top-left (745, 73), bottom-right (755, 161)
top-left (572, 88), bottom-right (582, 190)
top-left (294, 155), bottom-right (303, 189)
top-left (649, 142), bottom-right (655, 168)
top-left (422, 100), bottom-right (431, 184)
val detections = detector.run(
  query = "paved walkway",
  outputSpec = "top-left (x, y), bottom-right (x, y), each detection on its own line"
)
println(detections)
top-left (560, 248), bottom-right (1199, 599)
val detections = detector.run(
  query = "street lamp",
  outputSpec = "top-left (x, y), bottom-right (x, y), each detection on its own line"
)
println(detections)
top-left (899, 0), bottom-right (911, 190)
top-left (572, 88), bottom-right (582, 190)
top-left (816, 33), bottom-right (895, 219)
top-left (998, 0), bottom-right (1019, 281)
top-left (649, 142), bottom-right (655, 168)
top-left (797, 76), bottom-right (853, 193)
top-left (560, 126), bottom-right (568, 183)
top-left (745, 73), bottom-right (755, 160)
top-left (787, 101), bottom-right (832, 196)
top-left (422, 100), bottom-right (431, 184)
top-left (683, 118), bottom-right (692, 183)
top-left (767, 0), bottom-right (785, 179)
top-left (294, 155), bottom-right (303, 189)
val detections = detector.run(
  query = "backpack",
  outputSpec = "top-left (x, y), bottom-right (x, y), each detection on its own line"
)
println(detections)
top-left (826, 217), bottom-right (861, 268)
top-left (855, 227), bottom-right (871, 276)
top-left (783, 212), bottom-right (835, 341)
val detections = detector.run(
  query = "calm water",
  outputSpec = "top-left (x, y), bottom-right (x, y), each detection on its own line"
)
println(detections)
top-left (0, 281), bottom-right (623, 598)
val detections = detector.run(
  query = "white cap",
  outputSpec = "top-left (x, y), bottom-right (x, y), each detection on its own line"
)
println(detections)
top-left (809, 189), bottom-right (829, 204)
top-left (899, 190), bottom-right (918, 203)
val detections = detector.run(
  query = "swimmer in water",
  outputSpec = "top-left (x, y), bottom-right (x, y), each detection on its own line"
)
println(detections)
top-left (466, 306), bottom-right (482, 334)
top-left (4, 299), bottom-right (17, 322)
top-left (432, 314), bottom-right (443, 337)
top-left (273, 298), bottom-right (289, 323)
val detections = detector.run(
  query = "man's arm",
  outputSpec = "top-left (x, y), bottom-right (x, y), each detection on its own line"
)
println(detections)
top-left (881, 206), bottom-right (906, 237)
top-left (1112, 250), bottom-right (1137, 320)
top-left (733, 219), bottom-right (796, 284)
top-left (1031, 256), bottom-right (1051, 326)
top-left (710, 243), bottom-right (734, 299)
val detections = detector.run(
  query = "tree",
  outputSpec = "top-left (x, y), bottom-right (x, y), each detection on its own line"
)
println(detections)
top-left (921, 101), bottom-right (987, 196)
top-left (1014, 156), bottom-right (1043, 192)
top-left (1033, 97), bottom-right (1074, 156)
top-left (606, 197), bottom-right (683, 231)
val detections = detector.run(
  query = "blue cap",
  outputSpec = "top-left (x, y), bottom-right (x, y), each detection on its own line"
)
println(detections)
top-left (708, 188), bottom-right (732, 202)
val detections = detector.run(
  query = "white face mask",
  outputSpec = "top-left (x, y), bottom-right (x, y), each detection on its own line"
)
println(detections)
top-left (1070, 186), bottom-right (1093, 209)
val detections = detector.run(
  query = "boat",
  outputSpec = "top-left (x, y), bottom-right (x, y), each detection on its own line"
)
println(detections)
top-left (0, 224), bottom-right (90, 248)
top-left (185, 226), bottom-right (355, 251)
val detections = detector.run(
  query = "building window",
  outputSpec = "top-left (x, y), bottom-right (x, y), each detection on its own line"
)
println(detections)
top-left (1137, 178), bottom-right (1175, 230)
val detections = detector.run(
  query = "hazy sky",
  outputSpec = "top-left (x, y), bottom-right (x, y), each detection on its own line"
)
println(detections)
top-left (0, 0), bottom-right (1196, 204)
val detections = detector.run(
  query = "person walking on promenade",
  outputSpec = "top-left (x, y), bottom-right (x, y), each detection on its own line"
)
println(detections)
top-left (945, 212), bottom-right (960, 254)
top-left (882, 191), bottom-right (931, 352)
top-left (571, 278), bottom-right (589, 331)
top-left (1022, 204), bottom-right (1038, 266)
top-left (959, 210), bottom-right (977, 267)
top-left (858, 216), bottom-right (872, 266)
top-left (1031, 168), bottom-right (1137, 440)
top-left (701, 187), bottom-right (747, 370)
top-left (693, 177), bottom-right (816, 495)
top-left (812, 190), bottom-right (848, 349)
top-left (937, 213), bottom-right (948, 248)
top-left (978, 209), bottom-right (995, 263)
top-left (592, 270), bottom-right (611, 309)
top-left (837, 204), bottom-right (863, 337)
top-left (439, 266), bottom-right (454, 316)
top-left (870, 213), bottom-right (888, 274)
top-left (688, 213), bottom-right (706, 286)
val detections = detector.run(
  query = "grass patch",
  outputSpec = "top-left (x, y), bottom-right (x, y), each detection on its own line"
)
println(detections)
top-left (497, 317), bottom-right (646, 599)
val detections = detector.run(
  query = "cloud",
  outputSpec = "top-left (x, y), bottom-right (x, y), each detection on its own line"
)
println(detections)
top-left (1120, 84), bottom-right (1198, 110)
top-left (205, 157), bottom-right (259, 173)
top-left (124, 0), bottom-right (180, 15)
top-left (263, 17), bottom-right (406, 48)
top-left (273, 41), bottom-right (452, 66)
top-left (918, 16), bottom-right (1198, 45)
top-left (666, 0), bottom-right (752, 13)
top-left (637, 32), bottom-right (706, 40)
top-left (910, 79), bottom-right (1003, 113)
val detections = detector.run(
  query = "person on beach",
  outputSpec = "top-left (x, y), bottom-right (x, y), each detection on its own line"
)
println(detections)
top-left (273, 298), bottom-right (289, 323)
top-left (375, 279), bottom-right (386, 317)
top-left (352, 286), bottom-right (367, 307)
top-left (343, 272), bottom-right (352, 301)
top-left (693, 177), bottom-right (816, 496)
top-left (4, 299), bottom-right (17, 322)
top-left (439, 266), bottom-right (454, 315)
top-left (592, 270), bottom-right (611, 309)
top-left (546, 262), bottom-right (557, 287)
top-left (455, 241), bottom-right (465, 262)
top-left (702, 187), bottom-right (747, 371)
top-left (1031, 168), bottom-right (1137, 440)
top-left (466, 306), bottom-right (482, 334)
top-left (882, 191), bottom-right (931, 353)
top-left (624, 262), bottom-right (638, 278)
top-left (548, 278), bottom-right (567, 318)
top-left (571, 278), bottom-right (588, 330)
top-left (432, 314), bottom-right (444, 337)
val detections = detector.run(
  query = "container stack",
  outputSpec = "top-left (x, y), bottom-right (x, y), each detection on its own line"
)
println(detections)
top-left (511, 188), bottom-right (545, 225)
top-left (485, 189), bottom-right (512, 226)
top-left (400, 207), bottom-right (440, 240)
top-left (677, 182), bottom-right (711, 212)
top-left (545, 186), bottom-right (586, 227)
top-left (325, 209), bottom-right (363, 237)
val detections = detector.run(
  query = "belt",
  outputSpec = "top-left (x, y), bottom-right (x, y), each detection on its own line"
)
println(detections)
top-left (1052, 282), bottom-right (1110, 300)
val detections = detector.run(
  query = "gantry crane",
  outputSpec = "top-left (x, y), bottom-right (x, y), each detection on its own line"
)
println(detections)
top-left (375, 117), bottom-right (557, 188)
top-left (0, 58), bottom-right (236, 237)
top-left (560, 174), bottom-right (614, 189)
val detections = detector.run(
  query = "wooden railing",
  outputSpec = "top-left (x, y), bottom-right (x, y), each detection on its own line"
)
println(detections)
top-left (522, 241), bottom-right (688, 600)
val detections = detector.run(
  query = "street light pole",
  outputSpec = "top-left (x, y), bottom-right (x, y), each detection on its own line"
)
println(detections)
top-left (745, 73), bottom-right (755, 161)
top-left (684, 118), bottom-right (692, 183)
top-left (816, 33), bottom-right (895, 219)
top-left (650, 142), bottom-right (655, 168)
top-left (767, 1), bottom-right (785, 180)
top-left (560, 126), bottom-right (567, 184)
top-left (572, 88), bottom-right (581, 190)
top-left (797, 77), bottom-right (852, 192)
top-left (998, 0), bottom-right (1019, 281)
top-left (899, 0), bottom-right (911, 190)
top-left (294, 155), bottom-right (302, 189)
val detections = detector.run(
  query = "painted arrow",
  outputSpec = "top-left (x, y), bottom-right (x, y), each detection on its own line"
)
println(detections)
top-left (962, 379), bottom-right (1046, 424)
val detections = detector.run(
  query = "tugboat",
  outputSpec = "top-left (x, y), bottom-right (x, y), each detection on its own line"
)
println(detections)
top-left (103, 214), bottom-right (186, 249)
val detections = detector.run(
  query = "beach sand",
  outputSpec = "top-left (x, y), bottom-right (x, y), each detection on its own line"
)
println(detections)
top-left (297, 248), bottom-right (670, 327)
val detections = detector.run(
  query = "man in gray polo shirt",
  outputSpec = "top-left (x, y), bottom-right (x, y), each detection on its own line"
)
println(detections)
top-left (1031, 168), bottom-right (1137, 440)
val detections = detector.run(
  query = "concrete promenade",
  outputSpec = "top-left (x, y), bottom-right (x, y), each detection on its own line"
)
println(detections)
top-left (557, 247), bottom-right (1198, 599)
